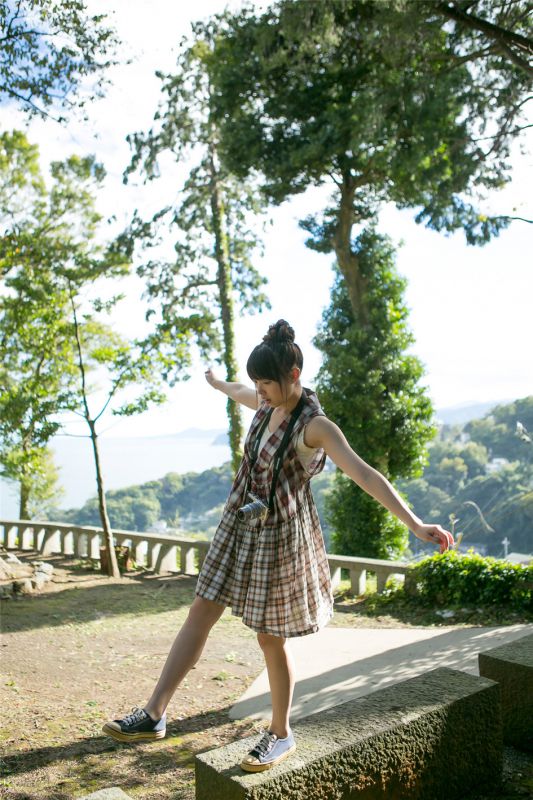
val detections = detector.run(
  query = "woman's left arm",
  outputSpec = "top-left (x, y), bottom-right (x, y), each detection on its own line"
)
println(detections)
top-left (305, 416), bottom-right (454, 553)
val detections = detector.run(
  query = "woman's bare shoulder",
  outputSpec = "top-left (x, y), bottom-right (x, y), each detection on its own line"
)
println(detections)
top-left (304, 415), bottom-right (341, 448)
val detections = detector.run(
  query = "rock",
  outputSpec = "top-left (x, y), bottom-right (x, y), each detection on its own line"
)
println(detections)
top-left (31, 574), bottom-right (49, 591)
top-left (5, 553), bottom-right (22, 564)
top-left (34, 569), bottom-right (53, 583)
top-left (79, 789), bottom-right (134, 799)
top-left (1, 563), bottom-right (32, 580)
top-left (12, 579), bottom-right (33, 595)
top-left (30, 561), bottom-right (54, 575)
top-left (0, 559), bottom-right (11, 580)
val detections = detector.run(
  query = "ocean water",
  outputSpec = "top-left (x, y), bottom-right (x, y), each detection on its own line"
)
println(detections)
top-left (0, 429), bottom-right (231, 514)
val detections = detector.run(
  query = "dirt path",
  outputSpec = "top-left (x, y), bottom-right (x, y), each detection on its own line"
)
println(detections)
top-left (1, 552), bottom-right (531, 799)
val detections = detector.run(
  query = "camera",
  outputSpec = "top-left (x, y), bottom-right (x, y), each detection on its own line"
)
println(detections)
top-left (237, 493), bottom-right (268, 522)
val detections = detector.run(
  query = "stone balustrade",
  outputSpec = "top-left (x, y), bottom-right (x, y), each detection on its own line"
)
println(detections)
top-left (0, 519), bottom-right (410, 593)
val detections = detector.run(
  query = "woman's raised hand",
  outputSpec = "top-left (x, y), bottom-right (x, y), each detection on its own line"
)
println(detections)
top-left (413, 523), bottom-right (454, 553)
top-left (204, 367), bottom-right (219, 388)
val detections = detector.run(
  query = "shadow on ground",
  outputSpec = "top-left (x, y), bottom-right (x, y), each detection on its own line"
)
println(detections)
top-left (1, 552), bottom-right (199, 634)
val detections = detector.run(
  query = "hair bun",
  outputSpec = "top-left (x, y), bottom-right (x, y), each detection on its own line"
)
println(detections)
top-left (263, 319), bottom-right (295, 346)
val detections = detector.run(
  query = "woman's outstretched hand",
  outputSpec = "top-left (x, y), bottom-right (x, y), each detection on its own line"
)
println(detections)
top-left (413, 523), bottom-right (454, 553)
top-left (204, 367), bottom-right (219, 389)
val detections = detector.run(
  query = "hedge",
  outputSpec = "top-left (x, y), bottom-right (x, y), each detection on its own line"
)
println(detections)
top-left (404, 550), bottom-right (532, 611)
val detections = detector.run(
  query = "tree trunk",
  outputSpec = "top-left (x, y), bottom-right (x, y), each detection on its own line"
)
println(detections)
top-left (332, 176), bottom-right (369, 327)
top-left (208, 138), bottom-right (243, 475)
top-left (68, 280), bottom-right (121, 579)
top-left (19, 479), bottom-right (29, 520)
top-left (88, 418), bottom-right (120, 579)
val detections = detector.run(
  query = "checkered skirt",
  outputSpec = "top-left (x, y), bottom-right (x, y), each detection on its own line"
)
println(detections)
top-left (195, 388), bottom-right (334, 638)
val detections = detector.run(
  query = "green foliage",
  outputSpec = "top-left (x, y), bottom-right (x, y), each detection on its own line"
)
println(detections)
top-left (123, 26), bottom-right (271, 473)
top-left (406, 550), bottom-right (532, 612)
top-left (398, 397), bottom-right (533, 555)
top-left (314, 227), bottom-right (436, 558)
top-left (0, 445), bottom-right (63, 519)
top-left (465, 397), bottom-right (533, 462)
top-left (0, 130), bottom-right (213, 545)
top-left (210, 0), bottom-right (529, 244)
top-left (0, 1), bottom-right (120, 119)
top-left (64, 463), bottom-right (234, 531)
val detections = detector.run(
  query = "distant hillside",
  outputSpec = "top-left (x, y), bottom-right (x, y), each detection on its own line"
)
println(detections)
top-left (435, 400), bottom-right (513, 426)
top-left (4, 395), bottom-right (527, 532)
top-left (50, 428), bottom-right (230, 508)
top-left (47, 395), bottom-right (532, 557)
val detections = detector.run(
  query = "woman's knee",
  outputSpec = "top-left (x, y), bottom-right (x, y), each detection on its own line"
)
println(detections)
top-left (257, 631), bottom-right (287, 651)
top-left (188, 596), bottom-right (225, 628)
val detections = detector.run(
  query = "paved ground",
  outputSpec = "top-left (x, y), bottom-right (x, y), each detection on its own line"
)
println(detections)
top-left (230, 623), bottom-right (533, 721)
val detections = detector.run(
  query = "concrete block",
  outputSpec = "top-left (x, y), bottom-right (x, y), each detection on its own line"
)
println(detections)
top-left (196, 667), bottom-right (501, 800)
top-left (79, 789), bottom-right (133, 800)
top-left (478, 632), bottom-right (533, 751)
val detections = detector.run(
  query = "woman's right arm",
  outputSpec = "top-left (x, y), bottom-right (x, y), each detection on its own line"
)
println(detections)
top-left (204, 368), bottom-right (259, 410)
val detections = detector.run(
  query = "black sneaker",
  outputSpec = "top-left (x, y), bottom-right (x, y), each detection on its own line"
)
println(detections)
top-left (102, 706), bottom-right (166, 742)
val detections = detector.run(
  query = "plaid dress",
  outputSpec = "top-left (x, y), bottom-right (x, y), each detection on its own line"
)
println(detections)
top-left (195, 388), bottom-right (334, 638)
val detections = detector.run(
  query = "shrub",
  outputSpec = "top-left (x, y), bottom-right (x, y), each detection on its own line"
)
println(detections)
top-left (405, 550), bottom-right (532, 611)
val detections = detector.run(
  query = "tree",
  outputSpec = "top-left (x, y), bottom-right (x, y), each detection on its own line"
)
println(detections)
top-left (124, 29), bottom-right (269, 474)
top-left (206, 0), bottom-right (530, 552)
top-left (0, 0), bottom-right (120, 120)
top-left (0, 131), bottom-right (79, 516)
top-left (314, 228), bottom-right (436, 558)
top-left (0, 130), bottom-right (213, 577)
top-left (210, 0), bottom-right (531, 310)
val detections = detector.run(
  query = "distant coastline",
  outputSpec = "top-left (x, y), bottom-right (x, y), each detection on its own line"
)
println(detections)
top-left (0, 399), bottom-right (514, 515)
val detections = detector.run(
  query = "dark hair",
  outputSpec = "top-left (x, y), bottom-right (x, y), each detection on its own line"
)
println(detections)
top-left (246, 320), bottom-right (303, 384)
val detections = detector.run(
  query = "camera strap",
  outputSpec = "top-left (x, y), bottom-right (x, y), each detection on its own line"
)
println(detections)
top-left (243, 392), bottom-right (306, 515)
top-left (241, 408), bottom-right (274, 505)
top-left (267, 393), bottom-right (306, 512)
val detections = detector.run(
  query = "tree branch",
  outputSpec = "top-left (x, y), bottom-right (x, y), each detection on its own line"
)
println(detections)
top-left (436, 1), bottom-right (533, 75)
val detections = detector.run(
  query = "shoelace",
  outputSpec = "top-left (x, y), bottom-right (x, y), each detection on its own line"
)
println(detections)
top-left (252, 731), bottom-right (277, 757)
top-left (122, 706), bottom-right (147, 726)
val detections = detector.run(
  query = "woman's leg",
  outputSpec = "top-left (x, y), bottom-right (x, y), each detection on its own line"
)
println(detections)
top-left (143, 596), bottom-right (225, 720)
top-left (256, 632), bottom-right (295, 738)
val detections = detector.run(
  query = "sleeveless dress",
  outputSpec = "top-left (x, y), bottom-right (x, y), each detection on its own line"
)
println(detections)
top-left (195, 387), bottom-right (334, 638)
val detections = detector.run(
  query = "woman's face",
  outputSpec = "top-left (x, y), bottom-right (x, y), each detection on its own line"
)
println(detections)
top-left (254, 370), bottom-right (299, 408)
top-left (254, 379), bottom-right (283, 407)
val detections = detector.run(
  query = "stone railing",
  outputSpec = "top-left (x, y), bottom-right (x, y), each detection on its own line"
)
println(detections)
top-left (0, 519), bottom-right (410, 593)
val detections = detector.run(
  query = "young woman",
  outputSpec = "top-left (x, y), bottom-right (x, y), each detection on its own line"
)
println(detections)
top-left (103, 320), bottom-right (453, 771)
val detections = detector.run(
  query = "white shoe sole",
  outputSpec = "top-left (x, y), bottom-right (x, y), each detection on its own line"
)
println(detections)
top-left (102, 722), bottom-right (166, 742)
top-left (240, 743), bottom-right (297, 772)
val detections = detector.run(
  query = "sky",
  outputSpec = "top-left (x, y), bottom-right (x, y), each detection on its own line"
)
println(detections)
top-left (4, 0), bottom-right (532, 439)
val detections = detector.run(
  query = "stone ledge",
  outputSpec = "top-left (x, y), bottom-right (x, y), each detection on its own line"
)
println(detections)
top-left (195, 667), bottom-right (501, 800)
top-left (478, 632), bottom-right (533, 751)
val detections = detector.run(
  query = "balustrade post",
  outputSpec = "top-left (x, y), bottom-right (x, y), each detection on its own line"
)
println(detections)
top-left (75, 529), bottom-right (87, 557)
top-left (350, 568), bottom-right (367, 596)
top-left (61, 528), bottom-right (75, 555)
top-left (155, 543), bottom-right (178, 573)
top-left (180, 545), bottom-right (196, 574)
top-left (147, 541), bottom-right (158, 570)
top-left (196, 543), bottom-right (209, 571)
top-left (20, 525), bottom-right (33, 550)
top-left (88, 532), bottom-right (101, 559)
top-left (376, 571), bottom-right (389, 593)
top-left (40, 527), bottom-right (61, 556)
top-left (134, 539), bottom-right (146, 567)
top-left (330, 565), bottom-right (342, 591)
top-left (32, 525), bottom-right (45, 550)
top-left (5, 524), bottom-right (17, 549)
